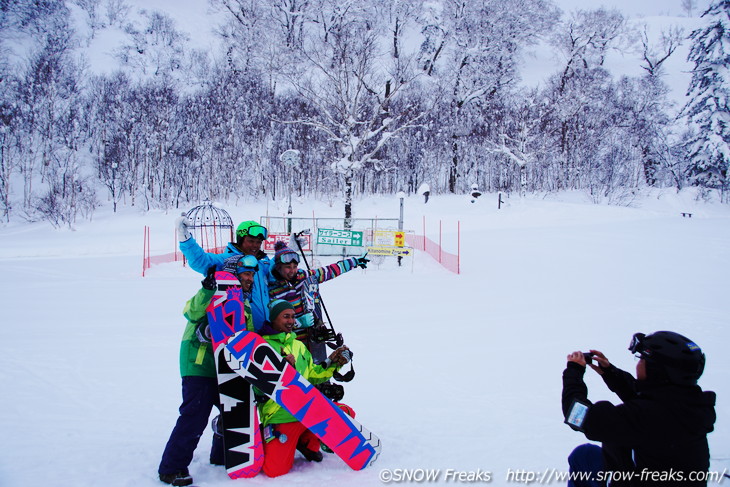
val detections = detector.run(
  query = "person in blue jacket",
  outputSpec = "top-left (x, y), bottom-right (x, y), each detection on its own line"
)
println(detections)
top-left (177, 218), bottom-right (272, 330)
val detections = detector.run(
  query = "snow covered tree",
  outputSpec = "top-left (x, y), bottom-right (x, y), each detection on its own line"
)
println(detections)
top-left (683, 0), bottom-right (730, 191)
top-left (71, 0), bottom-right (104, 39)
top-left (682, 0), bottom-right (698, 17)
top-left (420, 0), bottom-right (560, 193)
top-left (86, 72), bottom-right (134, 212)
top-left (618, 25), bottom-right (684, 187)
top-left (114, 9), bottom-right (189, 79)
top-left (545, 8), bottom-right (629, 190)
top-left (275, 0), bottom-right (426, 224)
top-left (0, 69), bottom-right (21, 221)
top-left (487, 91), bottom-right (552, 195)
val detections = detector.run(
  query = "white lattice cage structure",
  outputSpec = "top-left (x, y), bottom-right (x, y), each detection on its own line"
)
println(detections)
top-left (184, 199), bottom-right (233, 253)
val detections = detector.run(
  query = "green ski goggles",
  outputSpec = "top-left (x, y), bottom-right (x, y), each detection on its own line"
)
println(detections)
top-left (237, 224), bottom-right (268, 240)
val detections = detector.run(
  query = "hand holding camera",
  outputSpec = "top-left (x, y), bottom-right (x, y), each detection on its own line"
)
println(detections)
top-left (567, 350), bottom-right (610, 374)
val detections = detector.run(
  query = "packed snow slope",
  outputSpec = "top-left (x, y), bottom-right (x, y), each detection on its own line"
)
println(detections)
top-left (0, 190), bottom-right (728, 486)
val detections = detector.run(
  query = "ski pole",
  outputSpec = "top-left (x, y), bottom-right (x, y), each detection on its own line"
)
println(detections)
top-left (293, 230), bottom-right (337, 336)
top-left (294, 230), bottom-right (355, 382)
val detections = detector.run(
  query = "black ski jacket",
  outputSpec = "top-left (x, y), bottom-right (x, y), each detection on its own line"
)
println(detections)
top-left (562, 362), bottom-right (716, 486)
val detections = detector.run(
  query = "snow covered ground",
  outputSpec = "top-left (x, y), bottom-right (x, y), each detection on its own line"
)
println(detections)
top-left (1, 190), bottom-right (728, 486)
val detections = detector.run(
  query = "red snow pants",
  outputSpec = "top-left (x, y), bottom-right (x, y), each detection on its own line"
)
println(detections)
top-left (262, 402), bottom-right (355, 477)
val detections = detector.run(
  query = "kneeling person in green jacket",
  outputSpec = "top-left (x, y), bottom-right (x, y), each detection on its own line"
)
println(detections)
top-left (259, 299), bottom-right (352, 478)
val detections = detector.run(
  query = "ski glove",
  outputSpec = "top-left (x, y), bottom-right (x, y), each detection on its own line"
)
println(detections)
top-left (176, 214), bottom-right (192, 242)
top-left (296, 313), bottom-right (315, 329)
top-left (356, 253), bottom-right (369, 269)
top-left (195, 323), bottom-right (211, 343)
top-left (293, 231), bottom-right (309, 249)
top-left (201, 266), bottom-right (217, 290)
top-left (326, 346), bottom-right (352, 367)
top-left (340, 349), bottom-right (352, 362)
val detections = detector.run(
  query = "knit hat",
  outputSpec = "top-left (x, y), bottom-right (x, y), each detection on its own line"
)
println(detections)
top-left (274, 241), bottom-right (300, 266)
top-left (268, 299), bottom-right (294, 323)
top-left (222, 254), bottom-right (258, 275)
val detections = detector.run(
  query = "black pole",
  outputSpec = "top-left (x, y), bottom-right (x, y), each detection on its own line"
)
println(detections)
top-left (294, 230), bottom-right (354, 381)
top-left (293, 231), bottom-right (337, 334)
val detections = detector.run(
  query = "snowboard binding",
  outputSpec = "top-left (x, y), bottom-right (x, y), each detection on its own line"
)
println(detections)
top-left (316, 382), bottom-right (345, 402)
top-left (309, 321), bottom-right (339, 344)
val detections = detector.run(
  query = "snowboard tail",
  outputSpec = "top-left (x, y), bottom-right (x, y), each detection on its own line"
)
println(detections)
top-left (214, 348), bottom-right (263, 478)
top-left (223, 330), bottom-right (381, 471)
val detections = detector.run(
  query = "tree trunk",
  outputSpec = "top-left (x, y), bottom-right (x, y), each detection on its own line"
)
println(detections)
top-left (449, 133), bottom-right (459, 193)
top-left (344, 172), bottom-right (353, 229)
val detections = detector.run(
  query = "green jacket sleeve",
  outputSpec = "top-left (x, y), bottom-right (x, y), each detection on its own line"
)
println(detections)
top-left (291, 340), bottom-right (339, 385)
top-left (183, 287), bottom-right (215, 324)
top-left (244, 299), bottom-right (254, 332)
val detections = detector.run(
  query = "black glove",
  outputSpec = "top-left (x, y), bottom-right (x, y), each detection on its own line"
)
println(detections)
top-left (195, 323), bottom-right (211, 343)
top-left (356, 253), bottom-right (369, 269)
top-left (255, 250), bottom-right (266, 260)
top-left (201, 266), bottom-right (217, 290)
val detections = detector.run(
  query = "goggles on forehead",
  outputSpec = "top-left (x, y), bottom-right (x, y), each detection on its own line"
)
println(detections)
top-left (237, 224), bottom-right (268, 240)
top-left (279, 252), bottom-right (300, 264)
top-left (236, 254), bottom-right (259, 273)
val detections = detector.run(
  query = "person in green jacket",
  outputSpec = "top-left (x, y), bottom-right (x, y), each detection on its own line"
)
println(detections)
top-left (158, 254), bottom-right (258, 487)
top-left (259, 299), bottom-right (352, 478)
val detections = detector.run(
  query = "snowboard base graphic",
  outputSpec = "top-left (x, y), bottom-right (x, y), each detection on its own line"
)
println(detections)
top-left (222, 329), bottom-right (381, 471)
top-left (206, 271), bottom-right (263, 478)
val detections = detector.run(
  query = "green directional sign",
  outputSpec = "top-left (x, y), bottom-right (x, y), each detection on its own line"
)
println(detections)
top-left (317, 228), bottom-right (364, 247)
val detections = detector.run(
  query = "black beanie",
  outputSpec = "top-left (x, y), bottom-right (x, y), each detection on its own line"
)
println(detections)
top-left (268, 299), bottom-right (294, 322)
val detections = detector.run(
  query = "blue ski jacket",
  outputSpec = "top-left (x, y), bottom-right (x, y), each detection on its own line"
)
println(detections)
top-left (179, 237), bottom-right (272, 330)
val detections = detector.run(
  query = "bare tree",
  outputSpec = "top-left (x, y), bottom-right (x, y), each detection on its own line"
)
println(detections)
top-left (280, 0), bottom-right (428, 224)
top-left (114, 9), bottom-right (189, 78)
top-left (430, 0), bottom-right (560, 193)
top-left (639, 24), bottom-right (684, 77)
top-left (682, 0), bottom-right (698, 17)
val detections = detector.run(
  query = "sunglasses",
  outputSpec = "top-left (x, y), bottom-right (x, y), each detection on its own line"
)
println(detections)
top-left (236, 254), bottom-right (259, 272)
top-left (237, 224), bottom-right (268, 240)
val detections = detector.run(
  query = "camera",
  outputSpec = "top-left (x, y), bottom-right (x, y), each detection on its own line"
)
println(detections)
top-left (583, 352), bottom-right (594, 363)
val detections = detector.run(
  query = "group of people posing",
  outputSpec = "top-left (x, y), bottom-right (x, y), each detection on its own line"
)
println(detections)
top-left (157, 219), bottom-right (369, 486)
top-left (155, 218), bottom-right (719, 487)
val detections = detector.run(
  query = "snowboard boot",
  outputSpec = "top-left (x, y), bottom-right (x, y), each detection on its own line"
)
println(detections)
top-left (159, 470), bottom-right (193, 486)
top-left (211, 414), bottom-right (223, 438)
top-left (297, 445), bottom-right (323, 462)
top-left (210, 415), bottom-right (225, 465)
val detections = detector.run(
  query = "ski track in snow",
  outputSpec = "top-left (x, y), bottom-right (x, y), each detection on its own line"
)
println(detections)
top-left (0, 191), bottom-right (728, 486)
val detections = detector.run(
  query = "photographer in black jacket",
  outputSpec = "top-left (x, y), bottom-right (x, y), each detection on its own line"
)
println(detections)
top-left (562, 331), bottom-right (716, 486)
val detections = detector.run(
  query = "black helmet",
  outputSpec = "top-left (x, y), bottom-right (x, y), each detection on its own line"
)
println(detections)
top-left (628, 331), bottom-right (705, 386)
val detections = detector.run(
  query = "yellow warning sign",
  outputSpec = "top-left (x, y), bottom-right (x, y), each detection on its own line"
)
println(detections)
top-left (373, 230), bottom-right (405, 248)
